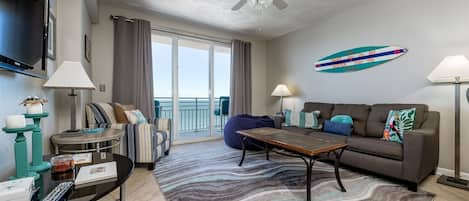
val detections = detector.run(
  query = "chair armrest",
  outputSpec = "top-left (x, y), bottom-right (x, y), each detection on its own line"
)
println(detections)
top-left (402, 111), bottom-right (439, 183)
top-left (148, 118), bottom-right (173, 145)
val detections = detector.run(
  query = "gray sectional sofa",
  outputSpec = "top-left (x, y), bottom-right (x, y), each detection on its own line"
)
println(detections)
top-left (275, 102), bottom-right (440, 191)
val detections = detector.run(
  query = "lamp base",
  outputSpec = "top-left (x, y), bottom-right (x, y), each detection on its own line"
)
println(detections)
top-left (437, 175), bottom-right (469, 190)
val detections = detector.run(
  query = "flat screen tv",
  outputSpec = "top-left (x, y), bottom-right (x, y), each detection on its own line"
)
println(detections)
top-left (0, 0), bottom-right (48, 79)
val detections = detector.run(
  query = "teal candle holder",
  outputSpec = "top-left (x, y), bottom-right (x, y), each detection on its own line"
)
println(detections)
top-left (24, 113), bottom-right (51, 172)
top-left (2, 125), bottom-right (39, 180)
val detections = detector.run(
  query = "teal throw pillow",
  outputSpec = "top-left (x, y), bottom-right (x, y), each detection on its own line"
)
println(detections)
top-left (382, 108), bottom-right (416, 144)
top-left (330, 115), bottom-right (353, 125)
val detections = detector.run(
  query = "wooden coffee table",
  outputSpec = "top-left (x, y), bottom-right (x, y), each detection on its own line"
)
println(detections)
top-left (237, 127), bottom-right (347, 201)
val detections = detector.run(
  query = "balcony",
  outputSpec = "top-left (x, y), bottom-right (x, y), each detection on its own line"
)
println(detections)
top-left (155, 97), bottom-right (229, 141)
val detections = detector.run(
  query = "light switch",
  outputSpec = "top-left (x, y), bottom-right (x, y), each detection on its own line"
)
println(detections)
top-left (99, 84), bottom-right (106, 92)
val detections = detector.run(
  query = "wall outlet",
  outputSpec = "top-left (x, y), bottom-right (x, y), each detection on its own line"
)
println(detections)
top-left (99, 84), bottom-right (106, 92)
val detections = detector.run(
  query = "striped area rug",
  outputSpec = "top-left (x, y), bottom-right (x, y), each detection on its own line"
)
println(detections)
top-left (154, 140), bottom-right (434, 201)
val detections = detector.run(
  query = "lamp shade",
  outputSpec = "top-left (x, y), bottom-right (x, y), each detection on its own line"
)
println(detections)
top-left (44, 61), bottom-right (96, 89)
top-left (271, 84), bottom-right (292, 97)
top-left (427, 55), bottom-right (469, 83)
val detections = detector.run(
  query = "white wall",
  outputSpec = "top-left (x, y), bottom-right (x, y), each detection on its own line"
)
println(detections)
top-left (0, 0), bottom-right (94, 180)
top-left (55, 0), bottom-right (93, 131)
top-left (91, 0), bottom-right (268, 115)
top-left (0, 3), bottom-right (61, 180)
top-left (266, 0), bottom-right (469, 172)
top-left (0, 64), bottom-right (59, 180)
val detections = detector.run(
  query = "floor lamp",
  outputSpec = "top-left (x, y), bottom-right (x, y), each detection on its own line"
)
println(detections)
top-left (428, 55), bottom-right (469, 190)
top-left (271, 84), bottom-right (292, 115)
top-left (44, 61), bottom-right (96, 132)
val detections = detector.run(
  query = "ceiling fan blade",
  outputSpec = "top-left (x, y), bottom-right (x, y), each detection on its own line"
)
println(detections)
top-left (273, 0), bottom-right (288, 10)
top-left (232, 0), bottom-right (247, 11)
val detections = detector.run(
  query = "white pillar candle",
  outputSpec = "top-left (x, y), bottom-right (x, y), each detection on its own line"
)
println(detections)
top-left (26, 103), bottom-right (43, 114)
top-left (5, 115), bottom-right (26, 129)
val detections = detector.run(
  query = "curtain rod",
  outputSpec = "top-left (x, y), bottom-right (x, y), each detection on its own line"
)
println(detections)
top-left (110, 15), bottom-right (233, 45)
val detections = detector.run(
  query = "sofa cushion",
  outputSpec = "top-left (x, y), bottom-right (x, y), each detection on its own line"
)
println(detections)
top-left (347, 136), bottom-right (403, 161)
top-left (367, 104), bottom-right (428, 138)
top-left (302, 102), bottom-right (334, 125)
top-left (331, 104), bottom-right (370, 136)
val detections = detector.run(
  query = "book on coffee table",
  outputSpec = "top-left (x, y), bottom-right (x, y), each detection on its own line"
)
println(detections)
top-left (74, 162), bottom-right (117, 187)
top-left (0, 177), bottom-right (34, 201)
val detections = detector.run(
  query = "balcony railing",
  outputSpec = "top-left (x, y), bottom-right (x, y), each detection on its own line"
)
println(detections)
top-left (155, 97), bottom-right (229, 134)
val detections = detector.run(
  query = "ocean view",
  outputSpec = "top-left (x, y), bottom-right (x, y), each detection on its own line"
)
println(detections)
top-left (156, 97), bottom-right (228, 133)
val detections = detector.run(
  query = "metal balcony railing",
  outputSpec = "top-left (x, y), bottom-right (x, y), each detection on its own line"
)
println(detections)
top-left (154, 97), bottom-right (229, 134)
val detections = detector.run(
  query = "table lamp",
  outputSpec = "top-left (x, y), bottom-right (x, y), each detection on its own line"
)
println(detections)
top-left (428, 55), bottom-right (469, 190)
top-left (44, 61), bottom-right (96, 132)
top-left (271, 84), bottom-right (292, 115)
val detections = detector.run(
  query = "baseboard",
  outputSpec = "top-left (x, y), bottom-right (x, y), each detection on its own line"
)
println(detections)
top-left (436, 167), bottom-right (469, 180)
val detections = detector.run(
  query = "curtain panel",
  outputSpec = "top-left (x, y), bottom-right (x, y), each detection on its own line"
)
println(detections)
top-left (112, 17), bottom-right (155, 118)
top-left (230, 40), bottom-right (252, 116)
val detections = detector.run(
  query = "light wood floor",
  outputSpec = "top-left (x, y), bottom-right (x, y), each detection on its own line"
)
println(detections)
top-left (99, 142), bottom-right (469, 201)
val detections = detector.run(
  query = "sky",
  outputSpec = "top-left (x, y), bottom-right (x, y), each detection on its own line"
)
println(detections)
top-left (152, 41), bottom-right (231, 98)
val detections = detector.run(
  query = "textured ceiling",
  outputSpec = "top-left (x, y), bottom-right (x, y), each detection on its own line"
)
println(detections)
top-left (110, 0), bottom-right (368, 40)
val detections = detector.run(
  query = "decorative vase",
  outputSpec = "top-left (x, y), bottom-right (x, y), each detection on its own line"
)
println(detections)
top-left (26, 103), bottom-right (43, 114)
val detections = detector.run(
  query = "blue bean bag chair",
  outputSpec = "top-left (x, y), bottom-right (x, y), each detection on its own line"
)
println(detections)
top-left (224, 114), bottom-right (274, 150)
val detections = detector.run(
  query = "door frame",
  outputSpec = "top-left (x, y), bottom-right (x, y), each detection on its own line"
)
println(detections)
top-left (152, 31), bottom-right (231, 143)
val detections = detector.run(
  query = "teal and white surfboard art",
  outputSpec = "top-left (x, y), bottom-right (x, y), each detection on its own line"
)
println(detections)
top-left (314, 46), bottom-right (408, 73)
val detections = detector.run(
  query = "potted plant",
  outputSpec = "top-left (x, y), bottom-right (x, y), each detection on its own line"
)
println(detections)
top-left (20, 96), bottom-right (48, 114)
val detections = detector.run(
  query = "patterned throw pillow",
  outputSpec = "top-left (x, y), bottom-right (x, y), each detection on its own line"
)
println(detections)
top-left (284, 109), bottom-right (321, 129)
top-left (382, 108), bottom-right (416, 144)
top-left (124, 110), bottom-right (147, 125)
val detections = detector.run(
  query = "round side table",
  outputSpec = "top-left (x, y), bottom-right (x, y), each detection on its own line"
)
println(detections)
top-left (51, 128), bottom-right (124, 154)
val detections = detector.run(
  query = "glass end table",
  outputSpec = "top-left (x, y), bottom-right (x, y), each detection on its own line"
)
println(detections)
top-left (37, 153), bottom-right (133, 201)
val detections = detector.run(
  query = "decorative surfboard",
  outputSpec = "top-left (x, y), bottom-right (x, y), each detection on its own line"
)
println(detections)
top-left (314, 46), bottom-right (408, 73)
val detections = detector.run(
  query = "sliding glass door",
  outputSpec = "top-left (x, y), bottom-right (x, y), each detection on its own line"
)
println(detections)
top-left (152, 32), bottom-right (231, 143)
top-left (178, 40), bottom-right (210, 140)
top-left (152, 35), bottom-right (173, 122)
top-left (213, 46), bottom-right (231, 136)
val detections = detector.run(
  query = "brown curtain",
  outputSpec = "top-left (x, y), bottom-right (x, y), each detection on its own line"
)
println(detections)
top-left (229, 39), bottom-right (252, 116)
top-left (112, 17), bottom-right (155, 118)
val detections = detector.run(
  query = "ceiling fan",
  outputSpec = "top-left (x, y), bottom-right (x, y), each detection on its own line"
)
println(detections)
top-left (232, 0), bottom-right (288, 11)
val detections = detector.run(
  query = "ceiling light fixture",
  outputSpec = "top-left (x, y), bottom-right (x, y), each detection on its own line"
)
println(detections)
top-left (232, 0), bottom-right (288, 11)
top-left (248, 0), bottom-right (273, 10)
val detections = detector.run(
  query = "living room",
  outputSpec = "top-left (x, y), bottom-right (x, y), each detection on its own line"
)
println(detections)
top-left (0, 0), bottom-right (468, 201)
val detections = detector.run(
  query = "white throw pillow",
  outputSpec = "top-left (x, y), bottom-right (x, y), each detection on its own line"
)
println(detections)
top-left (124, 110), bottom-right (147, 124)
top-left (284, 109), bottom-right (321, 129)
